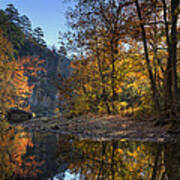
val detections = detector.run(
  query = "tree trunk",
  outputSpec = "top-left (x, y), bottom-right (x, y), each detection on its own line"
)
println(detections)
top-left (171, 0), bottom-right (179, 103)
top-left (135, 0), bottom-right (161, 118)
top-left (162, 0), bottom-right (179, 118)
top-left (96, 42), bottom-right (111, 114)
top-left (109, 35), bottom-right (119, 114)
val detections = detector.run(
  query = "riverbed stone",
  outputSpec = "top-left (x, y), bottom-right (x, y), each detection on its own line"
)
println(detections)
top-left (6, 108), bottom-right (33, 123)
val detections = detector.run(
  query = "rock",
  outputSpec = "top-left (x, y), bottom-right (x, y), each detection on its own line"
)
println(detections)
top-left (6, 108), bottom-right (33, 123)
top-left (29, 54), bottom-right (71, 117)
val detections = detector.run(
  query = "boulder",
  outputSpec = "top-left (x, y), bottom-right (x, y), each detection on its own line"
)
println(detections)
top-left (6, 108), bottom-right (33, 123)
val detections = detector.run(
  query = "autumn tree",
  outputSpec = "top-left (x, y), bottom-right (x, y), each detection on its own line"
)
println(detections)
top-left (60, 0), bottom-right (134, 114)
top-left (0, 28), bottom-right (45, 116)
top-left (61, 0), bottom-right (180, 123)
top-left (0, 28), bottom-right (16, 113)
top-left (131, 0), bottom-right (180, 121)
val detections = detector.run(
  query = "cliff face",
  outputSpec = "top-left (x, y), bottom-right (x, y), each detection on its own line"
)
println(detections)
top-left (20, 40), bottom-right (71, 117)
top-left (30, 55), bottom-right (71, 117)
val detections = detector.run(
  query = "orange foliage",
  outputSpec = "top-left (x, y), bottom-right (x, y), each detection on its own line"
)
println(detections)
top-left (0, 122), bottom-right (44, 180)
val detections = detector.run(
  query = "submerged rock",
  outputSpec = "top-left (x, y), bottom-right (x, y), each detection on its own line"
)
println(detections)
top-left (6, 108), bottom-right (33, 123)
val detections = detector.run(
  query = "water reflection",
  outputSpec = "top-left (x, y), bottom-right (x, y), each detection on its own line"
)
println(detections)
top-left (56, 137), bottom-right (180, 180)
top-left (0, 121), bottom-right (43, 180)
top-left (0, 124), bottom-right (179, 180)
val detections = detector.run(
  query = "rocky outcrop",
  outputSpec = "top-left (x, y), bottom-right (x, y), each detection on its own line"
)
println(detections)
top-left (20, 42), bottom-right (71, 117)
top-left (29, 54), bottom-right (71, 117)
top-left (18, 39), bottom-right (71, 117)
top-left (6, 108), bottom-right (32, 123)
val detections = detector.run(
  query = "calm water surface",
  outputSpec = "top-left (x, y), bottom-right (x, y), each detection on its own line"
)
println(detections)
top-left (0, 126), bottom-right (179, 180)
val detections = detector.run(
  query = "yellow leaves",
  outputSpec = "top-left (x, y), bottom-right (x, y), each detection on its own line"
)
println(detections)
top-left (127, 150), bottom-right (138, 157)
top-left (65, 95), bottom-right (91, 116)
top-left (114, 101), bottom-right (128, 113)
top-left (67, 138), bottom-right (157, 180)
top-left (98, 101), bottom-right (107, 113)
top-left (119, 101), bottom-right (128, 108)
top-left (115, 148), bottom-right (124, 155)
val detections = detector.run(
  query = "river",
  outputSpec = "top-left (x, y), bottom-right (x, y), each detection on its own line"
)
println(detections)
top-left (0, 125), bottom-right (179, 180)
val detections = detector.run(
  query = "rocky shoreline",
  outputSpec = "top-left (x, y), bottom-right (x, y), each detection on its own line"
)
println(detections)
top-left (10, 115), bottom-right (179, 143)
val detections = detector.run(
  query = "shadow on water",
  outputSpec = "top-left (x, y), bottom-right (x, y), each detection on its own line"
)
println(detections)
top-left (0, 123), bottom-right (179, 180)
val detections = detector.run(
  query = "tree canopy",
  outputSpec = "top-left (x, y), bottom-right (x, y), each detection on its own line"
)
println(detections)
top-left (58, 0), bottom-right (180, 124)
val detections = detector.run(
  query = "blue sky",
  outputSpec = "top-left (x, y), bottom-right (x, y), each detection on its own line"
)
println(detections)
top-left (1, 0), bottom-right (74, 47)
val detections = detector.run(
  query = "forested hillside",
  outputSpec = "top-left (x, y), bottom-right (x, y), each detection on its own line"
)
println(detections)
top-left (0, 4), bottom-right (71, 116)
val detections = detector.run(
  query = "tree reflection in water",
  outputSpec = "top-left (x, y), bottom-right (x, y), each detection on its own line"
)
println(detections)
top-left (0, 120), bottom-right (43, 180)
top-left (1, 123), bottom-right (179, 180)
top-left (57, 136), bottom-right (180, 180)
